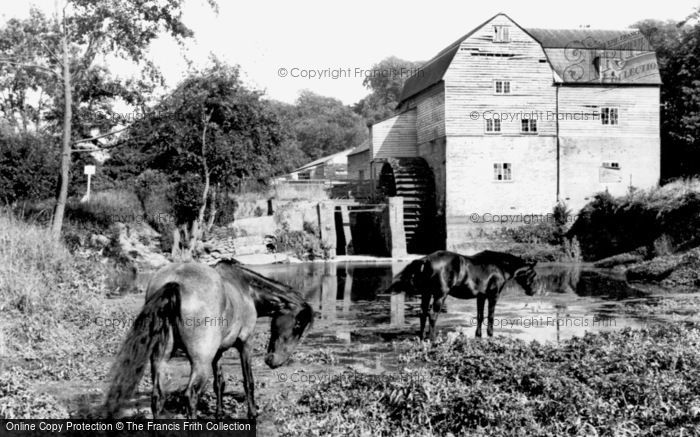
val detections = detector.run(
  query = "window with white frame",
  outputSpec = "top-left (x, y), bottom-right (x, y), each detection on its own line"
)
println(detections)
top-left (601, 107), bottom-right (619, 125)
top-left (485, 118), bottom-right (501, 133)
top-left (521, 118), bottom-right (537, 133)
top-left (494, 163), bottom-right (512, 181)
top-left (493, 25), bottom-right (510, 42)
top-left (494, 80), bottom-right (511, 94)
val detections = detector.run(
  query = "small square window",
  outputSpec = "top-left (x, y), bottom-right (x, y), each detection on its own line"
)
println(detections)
top-left (521, 119), bottom-right (537, 133)
top-left (601, 107), bottom-right (619, 125)
top-left (494, 80), bottom-right (511, 94)
top-left (485, 119), bottom-right (501, 133)
top-left (494, 162), bottom-right (512, 181)
top-left (494, 25), bottom-right (510, 42)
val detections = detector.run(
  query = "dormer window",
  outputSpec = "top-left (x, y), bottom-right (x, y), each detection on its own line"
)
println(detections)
top-left (493, 25), bottom-right (510, 42)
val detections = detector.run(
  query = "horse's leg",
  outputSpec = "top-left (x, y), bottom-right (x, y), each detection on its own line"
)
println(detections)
top-left (475, 294), bottom-right (486, 338)
top-left (487, 293), bottom-right (499, 337)
top-left (212, 349), bottom-right (225, 418)
top-left (427, 293), bottom-right (447, 342)
top-left (184, 360), bottom-right (212, 419)
top-left (150, 327), bottom-right (174, 419)
top-left (151, 355), bottom-right (168, 418)
top-left (419, 292), bottom-right (431, 340)
top-left (236, 340), bottom-right (258, 419)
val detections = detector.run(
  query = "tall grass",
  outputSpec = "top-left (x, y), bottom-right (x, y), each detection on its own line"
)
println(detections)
top-left (0, 213), bottom-right (136, 418)
top-left (0, 212), bottom-right (128, 362)
top-left (64, 189), bottom-right (144, 234)
top-left (0, 214), bottom-right (74, 313)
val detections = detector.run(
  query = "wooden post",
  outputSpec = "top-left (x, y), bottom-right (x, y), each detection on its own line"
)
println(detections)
top-left (340, 205), bottom-right (353, 255)
top-left (387, 197), bottom-right (407, 257)
top-left (390, 260), bottom-right (405, 326)
top-left (317, 201), bottom-right (337, 258)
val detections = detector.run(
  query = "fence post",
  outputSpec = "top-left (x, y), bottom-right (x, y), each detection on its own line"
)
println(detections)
top-left (387, 196), bottom-right (407, 257)
top-left (318, 201), bottom-right (337, 258)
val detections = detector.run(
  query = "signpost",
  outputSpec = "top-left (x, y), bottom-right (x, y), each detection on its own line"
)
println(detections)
top-left (84, 165), bottom-right (95, 202)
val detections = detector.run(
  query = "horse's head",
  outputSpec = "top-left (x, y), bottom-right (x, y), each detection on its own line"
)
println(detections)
top-left (385, 258), bottom-right (430, 295)
top-left (513, 261), bottom-right (538, 296)
top-left (265, 302), bottom-right (314, 369)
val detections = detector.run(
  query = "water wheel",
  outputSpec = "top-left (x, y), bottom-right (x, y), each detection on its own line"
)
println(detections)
top-left (377, 158), bottom-right (435, 254)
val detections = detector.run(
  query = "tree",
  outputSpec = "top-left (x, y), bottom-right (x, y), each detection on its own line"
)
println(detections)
top-left (353, 56), bottom-right (422, 124)
top-left (634, 9), bottom-right (700, 179)
top-left (0, 1), bottom-right (214, 240)
top-left (129, 62), bottom-right (290, 256)
top-left (278, 90), bottom-right (367, 161)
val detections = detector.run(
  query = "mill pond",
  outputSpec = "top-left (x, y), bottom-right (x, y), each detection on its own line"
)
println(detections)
top-left (252, 261), bottom-right (674, 347)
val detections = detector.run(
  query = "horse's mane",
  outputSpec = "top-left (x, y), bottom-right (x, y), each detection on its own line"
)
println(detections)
top-left (469, 250), bottom-right (532, 275)
top-left (214, 259), bottom-right (308, 311)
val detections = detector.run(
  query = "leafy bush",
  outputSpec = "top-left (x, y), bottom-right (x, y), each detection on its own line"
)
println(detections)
top-left (507, 202), bottom-right (572, 246)
top-left (0, 134), bottom-right (58, 204)
top-left (170, 173), bottom-right (204, 226)
top-left (277, 326), bottom-right (700, 436)
top-left (569, 179), bottom-right (700, 260)
top-left (0, 368), bottom-right (68, 419)
top-left (133, 170), bottom-right (175, 251)
top-left (274, 221), bottom-right (331, 260)
top-left (62, 190), bottom-right (144, 238)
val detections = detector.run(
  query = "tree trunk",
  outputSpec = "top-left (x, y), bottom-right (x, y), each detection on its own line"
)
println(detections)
top-left (171, 227), bottom-right (181, 260)
top-left (51, 12), bottom-right (72, 241)
top-left (189, 170), bottom-right (210, 253)
top-left (205, 184), bottom-right (219, 234)
top-left (187, 110), bottom-right (214, 257)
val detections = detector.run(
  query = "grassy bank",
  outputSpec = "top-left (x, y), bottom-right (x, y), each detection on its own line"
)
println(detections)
top-left (0, 214), bottom-right (131, 418)
top-left (275, 326), bottom-right (700, 436)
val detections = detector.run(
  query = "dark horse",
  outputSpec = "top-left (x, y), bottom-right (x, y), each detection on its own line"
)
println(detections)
top-left (387, 250), bottom-right (537, 341)
top-left (104, 260), bottom-right (313, 419)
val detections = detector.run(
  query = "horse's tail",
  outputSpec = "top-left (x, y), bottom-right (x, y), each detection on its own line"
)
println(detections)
top-left (103, 282), bottom-right (180, 416)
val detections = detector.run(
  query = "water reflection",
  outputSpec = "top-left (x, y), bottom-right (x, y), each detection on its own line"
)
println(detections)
top-left (250, 261), bottom-right (653, 345)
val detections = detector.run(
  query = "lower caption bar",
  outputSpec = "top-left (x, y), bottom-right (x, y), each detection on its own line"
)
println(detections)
top-left (0, 420), bottom-right (256, 436)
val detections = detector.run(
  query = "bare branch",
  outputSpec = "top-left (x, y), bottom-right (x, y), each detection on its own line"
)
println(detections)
top-left (71, 125), bottom-right (130, 145)
top-left (0, 58), bottom-right (60, 77)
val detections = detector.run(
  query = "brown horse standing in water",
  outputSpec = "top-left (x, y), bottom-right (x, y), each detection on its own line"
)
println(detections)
top-left (387, 250), bottom-right (537, 341)
top-left (104, 260), bottom-right (313, 419)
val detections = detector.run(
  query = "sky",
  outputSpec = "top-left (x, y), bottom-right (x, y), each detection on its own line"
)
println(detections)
top-left (2, 0), bottom-right (698, 106)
